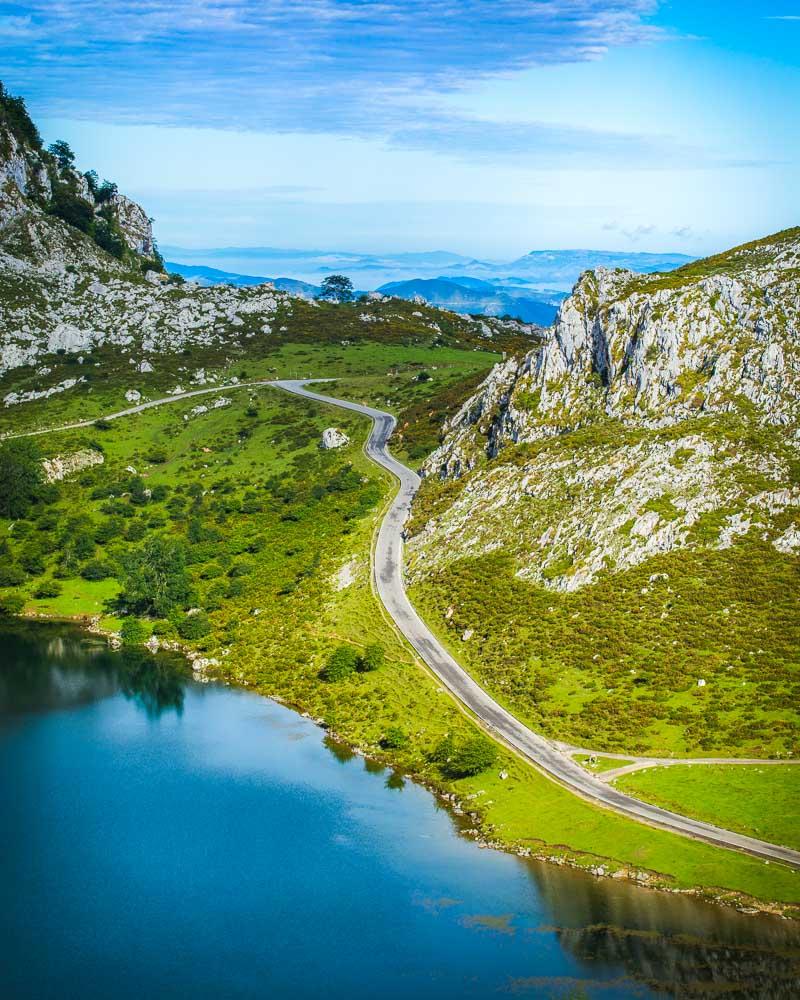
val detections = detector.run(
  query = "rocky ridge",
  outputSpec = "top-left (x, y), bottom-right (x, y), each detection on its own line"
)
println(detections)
top-left (409, 229), bottom-right (800, 590)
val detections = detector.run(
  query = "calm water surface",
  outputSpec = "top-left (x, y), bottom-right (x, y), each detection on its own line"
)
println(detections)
top-left (1, 622), bottom-right (799, 999)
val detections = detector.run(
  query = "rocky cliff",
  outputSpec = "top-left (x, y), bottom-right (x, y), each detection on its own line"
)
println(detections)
top-left (408, 229), bottom-right (800, 591)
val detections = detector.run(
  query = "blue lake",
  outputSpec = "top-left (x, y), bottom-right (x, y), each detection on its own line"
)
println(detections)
top-left (2, 621), bottom-right (798, 998)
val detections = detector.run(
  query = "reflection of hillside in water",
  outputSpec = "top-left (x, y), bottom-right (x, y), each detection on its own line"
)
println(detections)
top-left (525, 858), bottom-right (800, 997)
top-left (0, 622), bottom-right (191, 719)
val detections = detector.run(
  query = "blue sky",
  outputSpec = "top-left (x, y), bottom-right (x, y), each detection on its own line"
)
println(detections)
top-left (2, 0), bottom-right (798, 255)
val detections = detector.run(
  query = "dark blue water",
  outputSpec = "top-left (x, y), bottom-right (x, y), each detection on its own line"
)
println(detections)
top-left (2, 623), bottom-right (799, 999)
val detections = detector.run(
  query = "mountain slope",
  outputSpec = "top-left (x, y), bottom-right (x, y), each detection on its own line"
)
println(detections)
top-left (405, 229), bottom-right (800, 756)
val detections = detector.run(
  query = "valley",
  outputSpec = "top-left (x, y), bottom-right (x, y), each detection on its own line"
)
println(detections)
top-left (1, 84), bottom-right (798, 923)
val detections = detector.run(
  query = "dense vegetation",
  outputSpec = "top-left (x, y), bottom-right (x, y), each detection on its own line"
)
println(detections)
top-left (412, 543), bottom-right (799, 757)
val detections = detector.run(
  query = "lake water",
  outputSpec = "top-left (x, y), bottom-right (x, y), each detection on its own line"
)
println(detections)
top-left (2, 621), bottom-right (799, 998)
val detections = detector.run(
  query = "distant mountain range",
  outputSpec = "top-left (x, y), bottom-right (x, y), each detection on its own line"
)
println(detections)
top-left (163, 246), bottom-right (695, 326)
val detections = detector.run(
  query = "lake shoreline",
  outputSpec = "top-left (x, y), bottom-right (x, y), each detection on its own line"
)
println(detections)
top-left (13, 609), bottom-right (799, 923)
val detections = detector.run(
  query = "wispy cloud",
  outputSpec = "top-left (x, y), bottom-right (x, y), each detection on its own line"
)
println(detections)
top-left (3, 1), bottom-right (670, 162)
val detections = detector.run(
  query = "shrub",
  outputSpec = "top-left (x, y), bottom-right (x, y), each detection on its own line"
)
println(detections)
top-left (33, 581), bottom-right (62, 599)
top-left (80, 559), bottom-right (115, 581)
top-left (358, 643), bottom-right (385, 672)
top-left (94, 419), bottom-right (112, 431)
top-left (176, 613), bottom-right (212, 640)
top-left (320, 644), bottom-right (359, 682)
top-left (48, 183), bottom-right (94, 233)
top-left (0, 564), bottom-right (26, 587)
top-left (147, 448), bottom-right (168, 464)
top-left (120, 617), bottom-right (149, 646)
top-left (380, 726), bottom-right (409, 750)
top-left (0, 592), bottom-right (25, 616)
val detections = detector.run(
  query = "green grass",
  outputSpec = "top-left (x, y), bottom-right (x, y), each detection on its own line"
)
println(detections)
top-left (615, 764), bottom-right (800, 853)
top-left (3, 353), bottom-right (799, 911)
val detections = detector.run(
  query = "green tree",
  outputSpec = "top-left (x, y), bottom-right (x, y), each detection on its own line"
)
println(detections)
top-left (48, 183), bottom-right (94, 233)
top-left (48, 139), bottom-right (75, 170)
top-left (0, 439), bottom-right (46, 518)
top-left (0, 593), bottom-right (25, 616)
top-left (120, 536), bottom-right (194, 617)
top-left (0, 564), bottom-right (25, 587)
top-left (176, 613), bottom-right (212, 640)
top-left (80, 558), bottom-right (115, 581)
top-left (318, 274), bottom-right (354, 303)
top-left (320, 644), bottom-right (359, 681)
top-left (443, 736), bottom-right (497, 778)
top-left (358, 643), bottom-right (385, 672)
top-left (120, 617), bottom-right (149, 646)
top-left (380, 726), bottom-right (409, 750)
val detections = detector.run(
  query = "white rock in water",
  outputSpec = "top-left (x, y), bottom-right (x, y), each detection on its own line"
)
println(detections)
top-left (321, 427), bottom-right (350, 449)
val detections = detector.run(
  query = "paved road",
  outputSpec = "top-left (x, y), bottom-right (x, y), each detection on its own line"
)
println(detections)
top-left (7, 380), bottom-right (276, 438)
top-left (274, 379), bottom-right (800, 869)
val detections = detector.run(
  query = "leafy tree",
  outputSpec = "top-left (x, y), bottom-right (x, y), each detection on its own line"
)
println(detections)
top-left (80, 559), bottom-right (115, 581)
top-left (380, 726), bottom-right (409, 750)
top-left (93, 217), bottom-right (126, 258)
top-left (0, 564), bottom-right (25, 587)
top-left (95, 180), bottom-right (118, 204)
top-left (440, 735), bottom-right (497, 779)
top-left (0, 83), bottom-right (42, 149)
top-left (0, 439), bottom-right (46, 518)
top-left (176, 613), bottom-right (212, 640)
top-left (48, 139), bottom-right (75, 170)
top-left (48, 183), bottom-right (94, 233)
top-left (320, 644), bottom-right (359, 681)
top-left (0, 593), bottom-right (25, 616)
top-left (318, 274), bottom-right (354, 303)
top-left (120, 617), bottom-right (149, 646)
top-left (358, 643), bottom-right (385, 672)
top-left (120, 536), bottom-right (194, 617)
top-left (83, 169), bottom-right (99, 197)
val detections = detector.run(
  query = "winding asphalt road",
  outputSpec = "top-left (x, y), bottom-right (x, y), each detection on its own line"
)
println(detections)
top-left (273, 379), bottom-right (800, 869)
top-left (11, 377), bottom-right (799, 867)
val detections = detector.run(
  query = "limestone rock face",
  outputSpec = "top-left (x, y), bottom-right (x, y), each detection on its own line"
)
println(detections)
top-left (42, 449), bottom-right (104, 483)
top-left (321, 427), bottom-right (350, 450)
top-left (109, 194), bottom-right (153, 256)
top-left (410, 229), bottom-right (800, 591)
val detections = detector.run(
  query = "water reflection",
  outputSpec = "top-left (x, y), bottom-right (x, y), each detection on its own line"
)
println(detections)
top-left (524, 856), bottom-right (800, 997)
top-left (0, 620), bottom-right (190, 719)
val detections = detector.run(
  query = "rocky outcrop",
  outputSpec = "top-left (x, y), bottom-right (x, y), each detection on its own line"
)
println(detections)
top-left (42, 448), bottom-right (104, 482)
top-left (321, 427), bottom-right (350, 449)
top-left (425, 229), bottom-right (800, 479)
top-left (109, 193), bottom-right (153, 255)
top-left (411, 229), bottom-right (800, 590)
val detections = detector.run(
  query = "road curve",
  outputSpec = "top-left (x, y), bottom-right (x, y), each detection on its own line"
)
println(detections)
top-left (273, 379), bottom-right (800, 869)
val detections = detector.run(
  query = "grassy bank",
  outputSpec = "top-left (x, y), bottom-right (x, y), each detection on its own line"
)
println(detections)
top-left (614, 764), bottom-right (800, 853)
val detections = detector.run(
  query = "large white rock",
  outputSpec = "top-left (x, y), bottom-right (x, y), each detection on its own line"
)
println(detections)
top-left (321, 427), bottom-right (350, 450)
